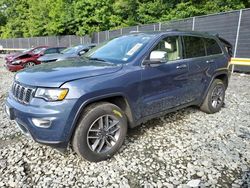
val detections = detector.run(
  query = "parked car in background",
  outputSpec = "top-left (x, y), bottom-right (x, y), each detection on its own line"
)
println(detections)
top-left (5, 46), bottom-right (66, 71)
top-left (38, 44), bottom-right (96, 63)
top-left (5, 31), bottom-right (231, 162)
top-left (5, 46), bottom-right (47, 63)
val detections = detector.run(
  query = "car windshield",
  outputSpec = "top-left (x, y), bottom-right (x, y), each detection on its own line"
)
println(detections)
top-left (61, 45), bottom-right (84, 54)
top-left (23, 48), bottom-right (33, 53)
top-left (84, 34), bottom-right (155, 63)
top-left (33, 48), bottom-right (46, 54)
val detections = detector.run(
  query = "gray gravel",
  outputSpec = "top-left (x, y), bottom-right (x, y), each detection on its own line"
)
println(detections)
top-left (0, 55), bottom-right (250, 187)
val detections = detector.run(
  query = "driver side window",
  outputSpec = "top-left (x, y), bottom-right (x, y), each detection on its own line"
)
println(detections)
top-left (153, 36), bottom-right (181, 61)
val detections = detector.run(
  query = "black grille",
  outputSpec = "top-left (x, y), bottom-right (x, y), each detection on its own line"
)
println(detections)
top-left (12, 82), bottom-right (35, 104)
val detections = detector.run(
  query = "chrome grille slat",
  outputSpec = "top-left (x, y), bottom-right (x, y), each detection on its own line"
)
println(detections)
top-left (11, 82), bottom-right (35, 104)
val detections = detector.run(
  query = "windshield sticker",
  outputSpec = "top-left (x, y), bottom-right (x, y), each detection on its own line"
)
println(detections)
top-left (126, 43), bottom-right (143, 56)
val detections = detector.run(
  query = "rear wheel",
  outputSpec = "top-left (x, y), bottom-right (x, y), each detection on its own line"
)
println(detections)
top-left (200, 79), bottom-right (226, 114)
top-left (72, 102), bottom-right (127, 162)
top-left (24, 62), bottom-right (36, 68)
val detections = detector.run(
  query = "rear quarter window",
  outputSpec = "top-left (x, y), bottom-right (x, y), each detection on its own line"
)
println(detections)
top-left (183, 36), bottom-right (206, 58)
top-left (204, 38), bottom-right (222, 55)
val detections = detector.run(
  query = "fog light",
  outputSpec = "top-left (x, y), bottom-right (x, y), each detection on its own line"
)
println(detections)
top-left (32, 118), bottom-right (54, 128)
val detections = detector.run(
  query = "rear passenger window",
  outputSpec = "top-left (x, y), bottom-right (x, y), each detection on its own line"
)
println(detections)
top-left (204, 38), bottom-right (222, 55)
top-left (183, 36), bottom-right (206, 58)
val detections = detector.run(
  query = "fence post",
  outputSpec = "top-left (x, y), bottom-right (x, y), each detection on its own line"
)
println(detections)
top-left (28, 38), bottom-right (31, 48)
top-left (192, 17), bottom-right (196, 31)
top-left (153, 24), bottom-right (156, 31)
top-left (57, 36), bottom-right (59, 46)
top-left (69, 35), bottom-right (72, 46)
top-left (19, 38), bottom-right (21, 49)
top-left (106, 30), bottom-right (109, 40)
top-left (120, 28), bottom-right (123, 35)
top-left (137, 26), bottom-right (139, 32)
top-left (97, 32), bottom-right (100, 44)
top-left (159, 23), bottom-right (161, 31)
top-left (233, 9), bottom-right (243, 73)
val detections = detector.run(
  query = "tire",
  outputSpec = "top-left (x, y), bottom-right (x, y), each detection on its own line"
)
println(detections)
top-left (24, 62), bottom-right (36, 68)
top-left (200, 79), bottom-right (226, 114)
top-left (72, 102), bottom-right (127, 162)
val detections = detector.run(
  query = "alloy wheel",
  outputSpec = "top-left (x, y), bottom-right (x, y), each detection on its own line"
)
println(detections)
top-left (87, 115), bottom-right (121, 153)
top-left (211, 85), bottom-right (224, 108)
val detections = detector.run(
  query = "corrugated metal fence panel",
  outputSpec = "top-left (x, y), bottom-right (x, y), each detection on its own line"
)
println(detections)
top-left (0, 39), bottom-right (5, 48)
top-left (47, 36), bottom-right (58, 47)
top-left (82, 35), bottom-right (92, 44)
top-left (0, 9), bottom-right (250, 59)
top-left (37, 37), bottom-right (47, 46)
top-left (109, 29), bottom-right (121, 39)
top-left (99, 31), bottom-right (107, 43)
top-left (236, 9), bottom-right (250, 58)
top-left (70, 35), bottom-right (81, 46)
top-left (58, 36), bottom-right (70, 47)
top-left (92, 33), bottom-right (99, 43)
top-left (194, 11), bottom-right (240, 50)
top-left (122, 26), bottom-right (138, 34)
top-left (138, 24), bottom-right (155, 32)
top-left (29, 37), bottom-right (38, 48)
top-left (162, 18), bottom-right (193, 31)
top-left (20, 38), bottom-right (30, 49)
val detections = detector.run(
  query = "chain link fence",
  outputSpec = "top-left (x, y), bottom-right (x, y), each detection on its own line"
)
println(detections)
top-left (0, 8), bottom-right (250, 58)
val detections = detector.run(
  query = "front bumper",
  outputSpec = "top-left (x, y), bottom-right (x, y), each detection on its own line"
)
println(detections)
top-left (5, 63), bottom-right (23, 72)
top-left (6, 94), bottom-right (78, 149)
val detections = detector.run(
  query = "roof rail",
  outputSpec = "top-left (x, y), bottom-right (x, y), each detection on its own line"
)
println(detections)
top-left (166, 29), bottom-right (179, 32)
top-left (129, 31), bottom-right (140, 33)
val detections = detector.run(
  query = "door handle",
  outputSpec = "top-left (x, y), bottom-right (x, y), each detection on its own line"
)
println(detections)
top-left (176, 64), bottom-right (187, 69)
top-left (206, 60), bottom-right (215, 64)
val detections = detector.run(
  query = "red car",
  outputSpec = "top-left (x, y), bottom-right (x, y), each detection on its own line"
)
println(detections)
top-left (5, 46), bottom-right (66, 71)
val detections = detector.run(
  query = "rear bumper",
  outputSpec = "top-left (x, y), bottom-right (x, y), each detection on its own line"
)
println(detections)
top-left (5, 94), bottom-right (78, 149)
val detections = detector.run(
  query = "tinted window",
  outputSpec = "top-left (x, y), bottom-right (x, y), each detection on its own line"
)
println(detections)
top-left (183, 36), bottom-right (206, 58)
top-left (204, 38), bottom-right (222, 55)
top-left (152, 36), bottom-right (181, 61)
top-left (44, 48), bottom-right (58, 54)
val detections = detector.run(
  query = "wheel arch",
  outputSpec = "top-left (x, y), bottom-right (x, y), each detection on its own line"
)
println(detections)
top-left (200, 70), bottom-right (229, 105)
top-left (68, 94), bottom-right (135, 143)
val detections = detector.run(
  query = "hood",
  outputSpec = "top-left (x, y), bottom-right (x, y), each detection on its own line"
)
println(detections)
top-left (38, 53), bottom-right (76, 62)
top-left (15, 58), bottom-right (122, 87)
top-left (12, 52), bottom-right (33, 60)
top-left (5, 52), bottom-right (26, 61)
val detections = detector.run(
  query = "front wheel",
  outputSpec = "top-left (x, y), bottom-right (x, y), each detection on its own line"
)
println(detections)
top-left (24, 62), bottom-right (36, 68)
top-left (200, 79), bottom-right (226, 114)
top-left (72, 102), bottom-right (127, 162)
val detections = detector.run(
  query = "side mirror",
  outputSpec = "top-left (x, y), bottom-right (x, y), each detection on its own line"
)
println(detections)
top-left (143, 50), bottom-right (167, 65)
top-left (78, 50), bottom-right (87, 56)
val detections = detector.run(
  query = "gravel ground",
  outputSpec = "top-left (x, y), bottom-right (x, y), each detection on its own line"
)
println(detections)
top-left (0, 55), bottom-right (250, 188)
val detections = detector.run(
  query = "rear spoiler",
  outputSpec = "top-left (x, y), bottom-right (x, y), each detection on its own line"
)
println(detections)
top-left (218, 37), bottom-right (233, 57)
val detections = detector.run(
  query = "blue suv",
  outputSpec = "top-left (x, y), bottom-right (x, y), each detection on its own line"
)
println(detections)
top-left (5, 31), bottom-right (231, 162)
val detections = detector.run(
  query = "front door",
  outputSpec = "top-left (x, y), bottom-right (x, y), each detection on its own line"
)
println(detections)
top-left (140, 35), bottom-right (189, 117)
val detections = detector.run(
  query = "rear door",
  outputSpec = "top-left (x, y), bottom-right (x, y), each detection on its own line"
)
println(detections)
top-left (140, 35), bottom-right (190, 117)
top-left (182, 35), bottom-right (218, 102)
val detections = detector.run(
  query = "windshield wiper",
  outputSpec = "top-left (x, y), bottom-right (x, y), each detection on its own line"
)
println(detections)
top-left (88, 57), bottom-right (106, 62)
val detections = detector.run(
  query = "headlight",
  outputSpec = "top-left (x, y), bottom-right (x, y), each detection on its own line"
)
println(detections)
top-left (34, 88), bottom-right (68, 101)
top-left (11, 60), bottom-right (22, 65)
